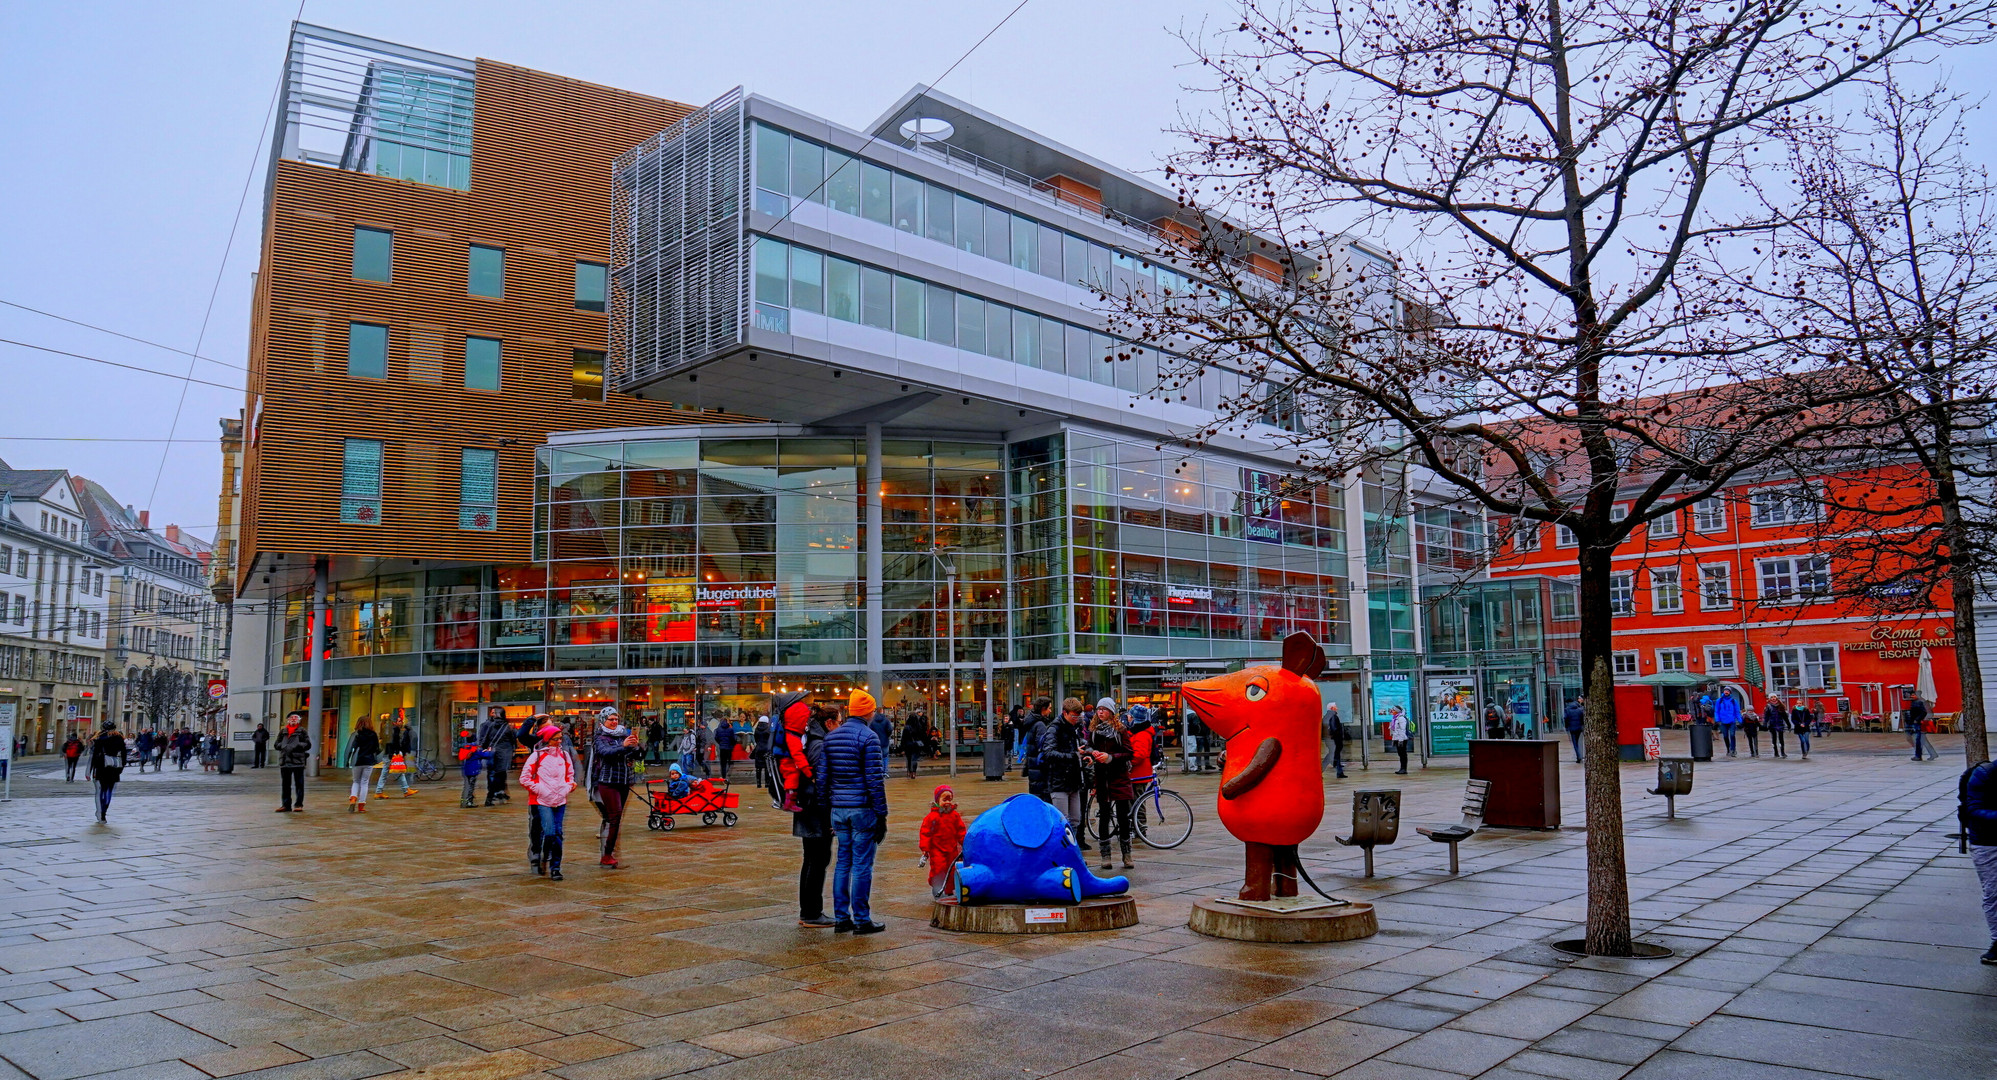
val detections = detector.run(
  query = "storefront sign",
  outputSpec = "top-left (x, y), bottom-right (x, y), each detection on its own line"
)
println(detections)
top-left (1241, 468), bottom-right (1283, 544)
top-left (1424, 676), bottom-right (1477, 757)
top-left (1166, 585), bottom-right (1212, 605)
top-left (1845, 624), bottom-right (1955, 660)
top-left (207, 679), bottom-right (228, 700)
top-left (1371, 674), bottom-right (1413, 736)
top-left (695, 584), bottom-right (776, 607)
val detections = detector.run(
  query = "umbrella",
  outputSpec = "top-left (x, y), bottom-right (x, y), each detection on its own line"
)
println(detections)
top-left (1917, 647), bottom-right (1938, 703)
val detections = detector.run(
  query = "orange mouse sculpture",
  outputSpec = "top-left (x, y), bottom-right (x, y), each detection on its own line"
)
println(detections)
top-left (1180, 632), bottom-right (1327, 901)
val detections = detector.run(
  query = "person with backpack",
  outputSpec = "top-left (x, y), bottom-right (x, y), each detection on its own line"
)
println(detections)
top-left (1907, 693), bottom-right (1937, 760)
top-left (520, 721), bottom-right (577, 881)
top-left (773, 693), bottom-right (834, 927)
top-left (1764, 700), bottom-right (1789, 759)
top-left (1039, 699), bottom-right (1090, 843)
top-left (1793, 702), bottom-right (1813, 759)
top-left (61, 733), bottom-right (83, 782)
top-left (1715, 692), bottom-right (1742, 757)
top-left (1959, 758), bottom-right (1997, 965)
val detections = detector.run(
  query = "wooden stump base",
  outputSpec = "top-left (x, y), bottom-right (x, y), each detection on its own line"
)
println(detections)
top-left (1188, 896), bottom-right (1378, 943)
top-left (929, 896), bottom-right (1138, 935)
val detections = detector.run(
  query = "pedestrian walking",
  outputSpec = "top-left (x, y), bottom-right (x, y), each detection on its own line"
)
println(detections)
top-left (1715, 692), bottom-right (1742, 756)
top-left (1765, 700), bottom-right (1789, 759)
top-left (251, 723), bottom-right (269, 768)
top-left (1087, 699), bottom-right (1135, 871)
top-left (824, 690), bottom-right (889, 934)
top-left (590, 707), bottom-right (642, 869)
top-left (275, 713), bottom-right (311, 812)
top-left (375, 713), bottom-right (416, 798)
top-left (1322, 701), bottom-right (1347, 778)
top-left (862, 695), bottom-right (891, 754)
top-left (1039, 698), bottom-right (1089, 843)
top-left (1744, 704), bottom-right (1763, 757)
top-left (897, 708), bottom-right (927, 778)
top-left (1907, 693), bottom-right (1937, 760)
top-left (752, 712), bottom-right (772, 789)
top-left (1958, 757), bottom-right (1997, 965)
top-left (694, 716), bottom-right (716, 778)
top-left (88, 721), bottom-right (126, 824)
top-left (714, 715), bottom-right (737, 783)
top-left (1563, 699), bottom-right (1586, 763)
top-left (344, 714), bottom-right (380, 813)
top-left (61, 734), bottom-right (83, 782)
top-left (520, 721), bottom-right (576, 881)
top-left (481, 708), bottom-right (516, 804)
top-left (918, 784), bottom-right (966, 898)
top-left (1387, 706), bottom-right (1413, 774)
top-left (459, 742), bottom-right (490, 808)
top-left (1794, 703), bottom-right (1813, 759)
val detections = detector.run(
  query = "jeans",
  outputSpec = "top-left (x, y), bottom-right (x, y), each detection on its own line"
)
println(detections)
top-left (486, 761), bottom-right (509, 801)
top-left (799, 833), bottom-right (832, 919)
top-left (905, 750), bottom-right (922, 777)
top-left (1569, 730), bottom-right (1583, 761)
top-left (717, 754), bottom-right (732, 782)
top-left (1795, 728), bottom-right (1811, 755)
top-left (461, 773), bottom-right (479, 805)
top-left (64, 758), bottom-right (78, 781)
top-left (1053, 789), bottom-right (1085, 837)
top-left (350, 766), bottom-right (376, 802)
top-left (281, 767), bottom-right (305, 809)
top-left (95, 769), bottom-right (120, 820)
top-left (1722, 726), bottom-right (1738, 755)
top-left (375, 764), bottom-right (412, 794)
top-left (1973, 844), bottom-right (1997, 941)
top-left (531, 804), bottom-right (566, 869)
top-left (1911, 729), bottom-right (1936, 759)
top-left (830, 807), bottom-right (881, 925)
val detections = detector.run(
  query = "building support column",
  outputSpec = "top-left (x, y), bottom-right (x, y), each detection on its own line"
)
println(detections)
top-left (307, 556), bottom-right (327, 778)
top-left (865, 423), bottom-right (884, 697)
top-left (1343, 470), bottom-right (1372, 771)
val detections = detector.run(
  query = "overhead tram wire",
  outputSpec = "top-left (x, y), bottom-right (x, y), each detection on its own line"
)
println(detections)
top-left (0, 299), bottom-right (249, 373)
top-left (144, 0), bottom-right (310, 513)
top-left (764, 0), bottom-right (1035, 232)
top-left (0, 338), bottom-right (243, 392)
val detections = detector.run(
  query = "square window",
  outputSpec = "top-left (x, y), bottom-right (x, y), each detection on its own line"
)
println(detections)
top-left (1609, 571), bottom-right (1634, 616)
top-left (469, 245), bottom-right (504, 297)
top-left (1657, 647), bottom-right (1687, 673)
top-left (347, 322), bottom-right (387, 379)
top-left (1650, 566), bottom-right (1682, 613)
top-left (1751, 486), bottom-right (1821, 527)
top-left (1699, 564), bottom-right (1732, 609)
top-left (572, 349), bottom-right (605, 401)
top-left (464, 336), bottom-right (501, 391)
top-left (1555, 523), bottom-right (1577, 547)
top-left (352, 227), bottom-right (392, 282)
top-left (1513, 518), bottom-right (1540, 552)
top-left (1612, 651), bottom-right (1639, 677)
top-left (340, 438), bottom-right (383, 524)
top-left (1693, 496), bottom-right (1727, 532)
top-left (1650, 509), bottom-right (1678, 537)
top-left (1706, 646), bottom-right (1737, 673)
top-left (575, 262), bottom-right (607, 312)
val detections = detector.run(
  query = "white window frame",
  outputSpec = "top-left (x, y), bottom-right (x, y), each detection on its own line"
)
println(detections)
top-left (1699, 563), bottom-right (1733, 610)
top-left (1650, 508), bottom-right (1679, 537)
top-left (1514, 518), bottom-right (1540, 552)
top-left (1693, 496), bottom-right (1727, 533)
top-left (1609, 571), bottom-right (1635, 616)
top-left (1610, 504), bottom-right (1629, 523)
top-left (1555, 522), bottom-right (1577, 547)
top-left (1612, 651), bottom-right (1640, 677)
top-left (1705, 645), bottom-right (1737, 673)
top-left (1758, 555), bottom-right (1831, 603)
top-left (1656, 647), bottom-right (1688, 673)
top-left (1650, 566), bottom-right (1683, 613)
top-left (1766, 644), bottom-right (1839, 691)
top-left (1749, 485), bottom-right (1823, 527)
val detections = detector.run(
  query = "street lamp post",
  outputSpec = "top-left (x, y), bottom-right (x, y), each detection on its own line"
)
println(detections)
top-left (944, 554), bottom-right (958, 778)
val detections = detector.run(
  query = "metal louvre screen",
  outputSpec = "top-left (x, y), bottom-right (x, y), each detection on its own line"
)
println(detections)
top-left (611, 88), bottom-right (748, 393)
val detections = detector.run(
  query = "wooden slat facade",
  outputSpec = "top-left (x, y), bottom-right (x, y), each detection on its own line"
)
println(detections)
top-left (238, 60), bottom-right (752, 591)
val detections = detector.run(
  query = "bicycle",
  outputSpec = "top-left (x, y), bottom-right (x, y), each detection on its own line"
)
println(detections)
top-left (1084, 774), bottom-right (1194, 850)
top-left (413, 755), bottom-right (444, 782)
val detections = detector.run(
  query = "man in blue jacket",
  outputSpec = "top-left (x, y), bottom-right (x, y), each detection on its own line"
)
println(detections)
top-left (1959, 759), bottom-right (1997, 964)
top-left (1715, 693), bottom-right (1742, 757)
top-left (1563, 700), bottom-right (1586, 763)
top-left (823, 694), bottom-right (889, 935)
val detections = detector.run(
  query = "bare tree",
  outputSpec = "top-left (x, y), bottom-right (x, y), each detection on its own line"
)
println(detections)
top-left (1741, 74), bottom-right (1997, 764)
top-left (129, 666), bottom-right (195, 732)
top-left (1116, 0), bottom-right (1993, 955)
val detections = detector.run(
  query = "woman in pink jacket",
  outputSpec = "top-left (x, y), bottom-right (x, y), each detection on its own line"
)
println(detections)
top-left (519, 723), bottom-right (577, 881)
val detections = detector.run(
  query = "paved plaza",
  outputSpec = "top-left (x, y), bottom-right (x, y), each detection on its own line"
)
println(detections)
top-left (1, 734), bottom-right (1992, 1080)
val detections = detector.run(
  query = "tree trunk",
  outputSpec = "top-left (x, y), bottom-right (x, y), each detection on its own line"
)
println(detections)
top-left (1951, 557), bottom-right (1990, 765)
top-left (1576, 540), bottom-right (1634, 956)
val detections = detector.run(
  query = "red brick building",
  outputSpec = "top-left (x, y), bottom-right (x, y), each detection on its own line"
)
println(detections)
top-left (1489, 464), bottom-right (1958, 727)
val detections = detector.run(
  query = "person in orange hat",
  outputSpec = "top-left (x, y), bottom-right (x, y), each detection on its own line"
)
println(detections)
top-left (919, 784), bottom-right (967, 898)
top-left (850, 690), bottom-right (891, 751)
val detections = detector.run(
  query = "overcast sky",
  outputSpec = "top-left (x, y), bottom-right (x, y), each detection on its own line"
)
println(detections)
top-left (0, 0), bottom-right (1229, 541)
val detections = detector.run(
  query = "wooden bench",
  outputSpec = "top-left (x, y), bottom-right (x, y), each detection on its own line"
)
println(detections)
top-left (1415, 779), bottom-right (1490, 875)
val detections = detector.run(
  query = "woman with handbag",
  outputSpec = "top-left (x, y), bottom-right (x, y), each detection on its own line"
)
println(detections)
top-left (345, 715), bottom-right (381, 812)
top-left (375, 713), bottom-right (417, 798)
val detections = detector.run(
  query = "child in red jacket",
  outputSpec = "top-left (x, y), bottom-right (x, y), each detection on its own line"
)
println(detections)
top-left (919, 784), bottom-right (968, 898)
top-left (775, 694), bottom-right (814, 813)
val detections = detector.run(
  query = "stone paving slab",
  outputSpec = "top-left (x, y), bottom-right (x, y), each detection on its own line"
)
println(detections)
top-left (2, 734), bottom-right (1994, 1080)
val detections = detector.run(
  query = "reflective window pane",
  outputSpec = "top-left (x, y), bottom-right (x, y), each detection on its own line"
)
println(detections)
top-left (860, 266), bottom-right (893, 330)
top-left (826, 152), bottom-right (860, 215)
top-left (352, 227), bottom-right (391, 282)
top-left (891, 171), bottom-right (923, 233)
top-left (826, 257), bottom-right (859, 322)
top-left (469, 245), bottom-right (504, 297)
top-left (790, 248), bottom-right (823, 313)
top-left (754, 123), bottom-right (790, 195)
top-left (860, 162), bottom-right (892, 224)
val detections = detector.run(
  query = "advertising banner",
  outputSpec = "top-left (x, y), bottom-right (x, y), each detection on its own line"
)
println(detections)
top-left (1370, 674), bottom-right (1413, 738)
top-left (1425, 676), bottom-right (1478, 757)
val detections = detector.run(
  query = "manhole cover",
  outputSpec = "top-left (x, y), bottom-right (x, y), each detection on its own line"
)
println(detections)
top-left (1549, 938), bottom-right (1674, 959)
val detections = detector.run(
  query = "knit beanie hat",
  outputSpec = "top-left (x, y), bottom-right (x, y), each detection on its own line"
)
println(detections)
top-left (849, 689), bottom-right (877, 718)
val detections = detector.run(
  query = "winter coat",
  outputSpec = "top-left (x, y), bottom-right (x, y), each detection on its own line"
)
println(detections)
top-left (696, 723), bottom-right (715, 755)
top-left (1763, 702), bottom-right (1789, 731)
top-left (590, 726), bottom-right (641, 787)
top-left (275, 728), bottom-right (311, 768)
top-left (519, 745), bottom-right (578, 807)
top-left (822, 720), bottom-right (888, 815)
top-left (1036, 717), bottom-right (1087, 792)
top-left (1906, 699), bottom-right (1931, 731)
top-left (919, 805), bottom-right (967, 878)
top-left (870, 716), bottom-right (894, 750)
top-left (383, 725), bottom-right (412, 755)
top-left (1960, 762), bottom-right (1997, 847)
top-left (791, 718), bottom-right (831, 839)
top-left (1563, 701), bottom-right (1586, 733)
top-left (899, 716), bottom-right (929, 754)
top-left (62, 738), bottom-right (83, 761)
top-left (1021, 715), bottom-right (1049, 791)
top-left (91, 732), bottom-right (126, 772)
top-left (715, 721), bottom-right (737, 756)
top-left (753, 718), bottom-right (772, 755)
top-left (251, 727), bottom-right (268, 747)
top-left (1088, 722), bottom-right (1134, 801)
top-left (345, 728), bottom-right (381, 768)
top-left (1127, 721), bottom-right (1157, 782)
top-left (1715, 695), bottom-right (1742, 727)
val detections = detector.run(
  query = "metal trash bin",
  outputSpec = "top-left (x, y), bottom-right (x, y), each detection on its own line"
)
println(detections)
top-left (1650, 757), bottom-right (1693, 818)
top-left (1687, 721), bottom-right (1714, 761)
top-left (981, 739), bottom-right (1006, 781)
top-left (217, 746), bottom-right (237, 774)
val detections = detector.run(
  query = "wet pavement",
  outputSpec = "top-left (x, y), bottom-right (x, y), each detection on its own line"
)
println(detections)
top-left (1, 732), bottom-right (1992, 1080)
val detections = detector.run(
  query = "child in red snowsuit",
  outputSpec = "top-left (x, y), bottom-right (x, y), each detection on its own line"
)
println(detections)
top-left (919, 784), bottom-right (968, 898)
top-left (776, 695), bottom-right (814, 813)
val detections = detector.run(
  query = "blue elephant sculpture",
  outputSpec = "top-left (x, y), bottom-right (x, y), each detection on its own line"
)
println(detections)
top-left (955, 794), bottom-right (1129, 904)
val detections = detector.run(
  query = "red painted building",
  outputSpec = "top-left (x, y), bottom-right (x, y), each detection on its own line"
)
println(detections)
top-left (1488, 465), bottom-right (1958, 727)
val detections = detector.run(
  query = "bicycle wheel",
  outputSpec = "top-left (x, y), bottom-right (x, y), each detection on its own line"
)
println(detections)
top-left (1136, 788), bottom-right (1194, 849)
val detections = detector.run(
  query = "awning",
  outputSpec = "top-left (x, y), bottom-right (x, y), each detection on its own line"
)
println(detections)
top-left (1628, 672), bottom-right (1710, 687)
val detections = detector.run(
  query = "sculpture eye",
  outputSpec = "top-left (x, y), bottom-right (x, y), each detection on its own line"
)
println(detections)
top-left (1246, 683), bottom-right (1267, 702)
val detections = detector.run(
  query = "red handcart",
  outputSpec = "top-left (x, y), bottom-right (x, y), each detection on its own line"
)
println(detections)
top-left (644, 775), bottom-right (739, 830)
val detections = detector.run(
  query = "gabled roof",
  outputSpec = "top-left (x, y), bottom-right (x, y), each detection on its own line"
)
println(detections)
top-left (71, 476), bottom-right (149, 561)
top-left (0, 467), bottom-right (70, 502)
